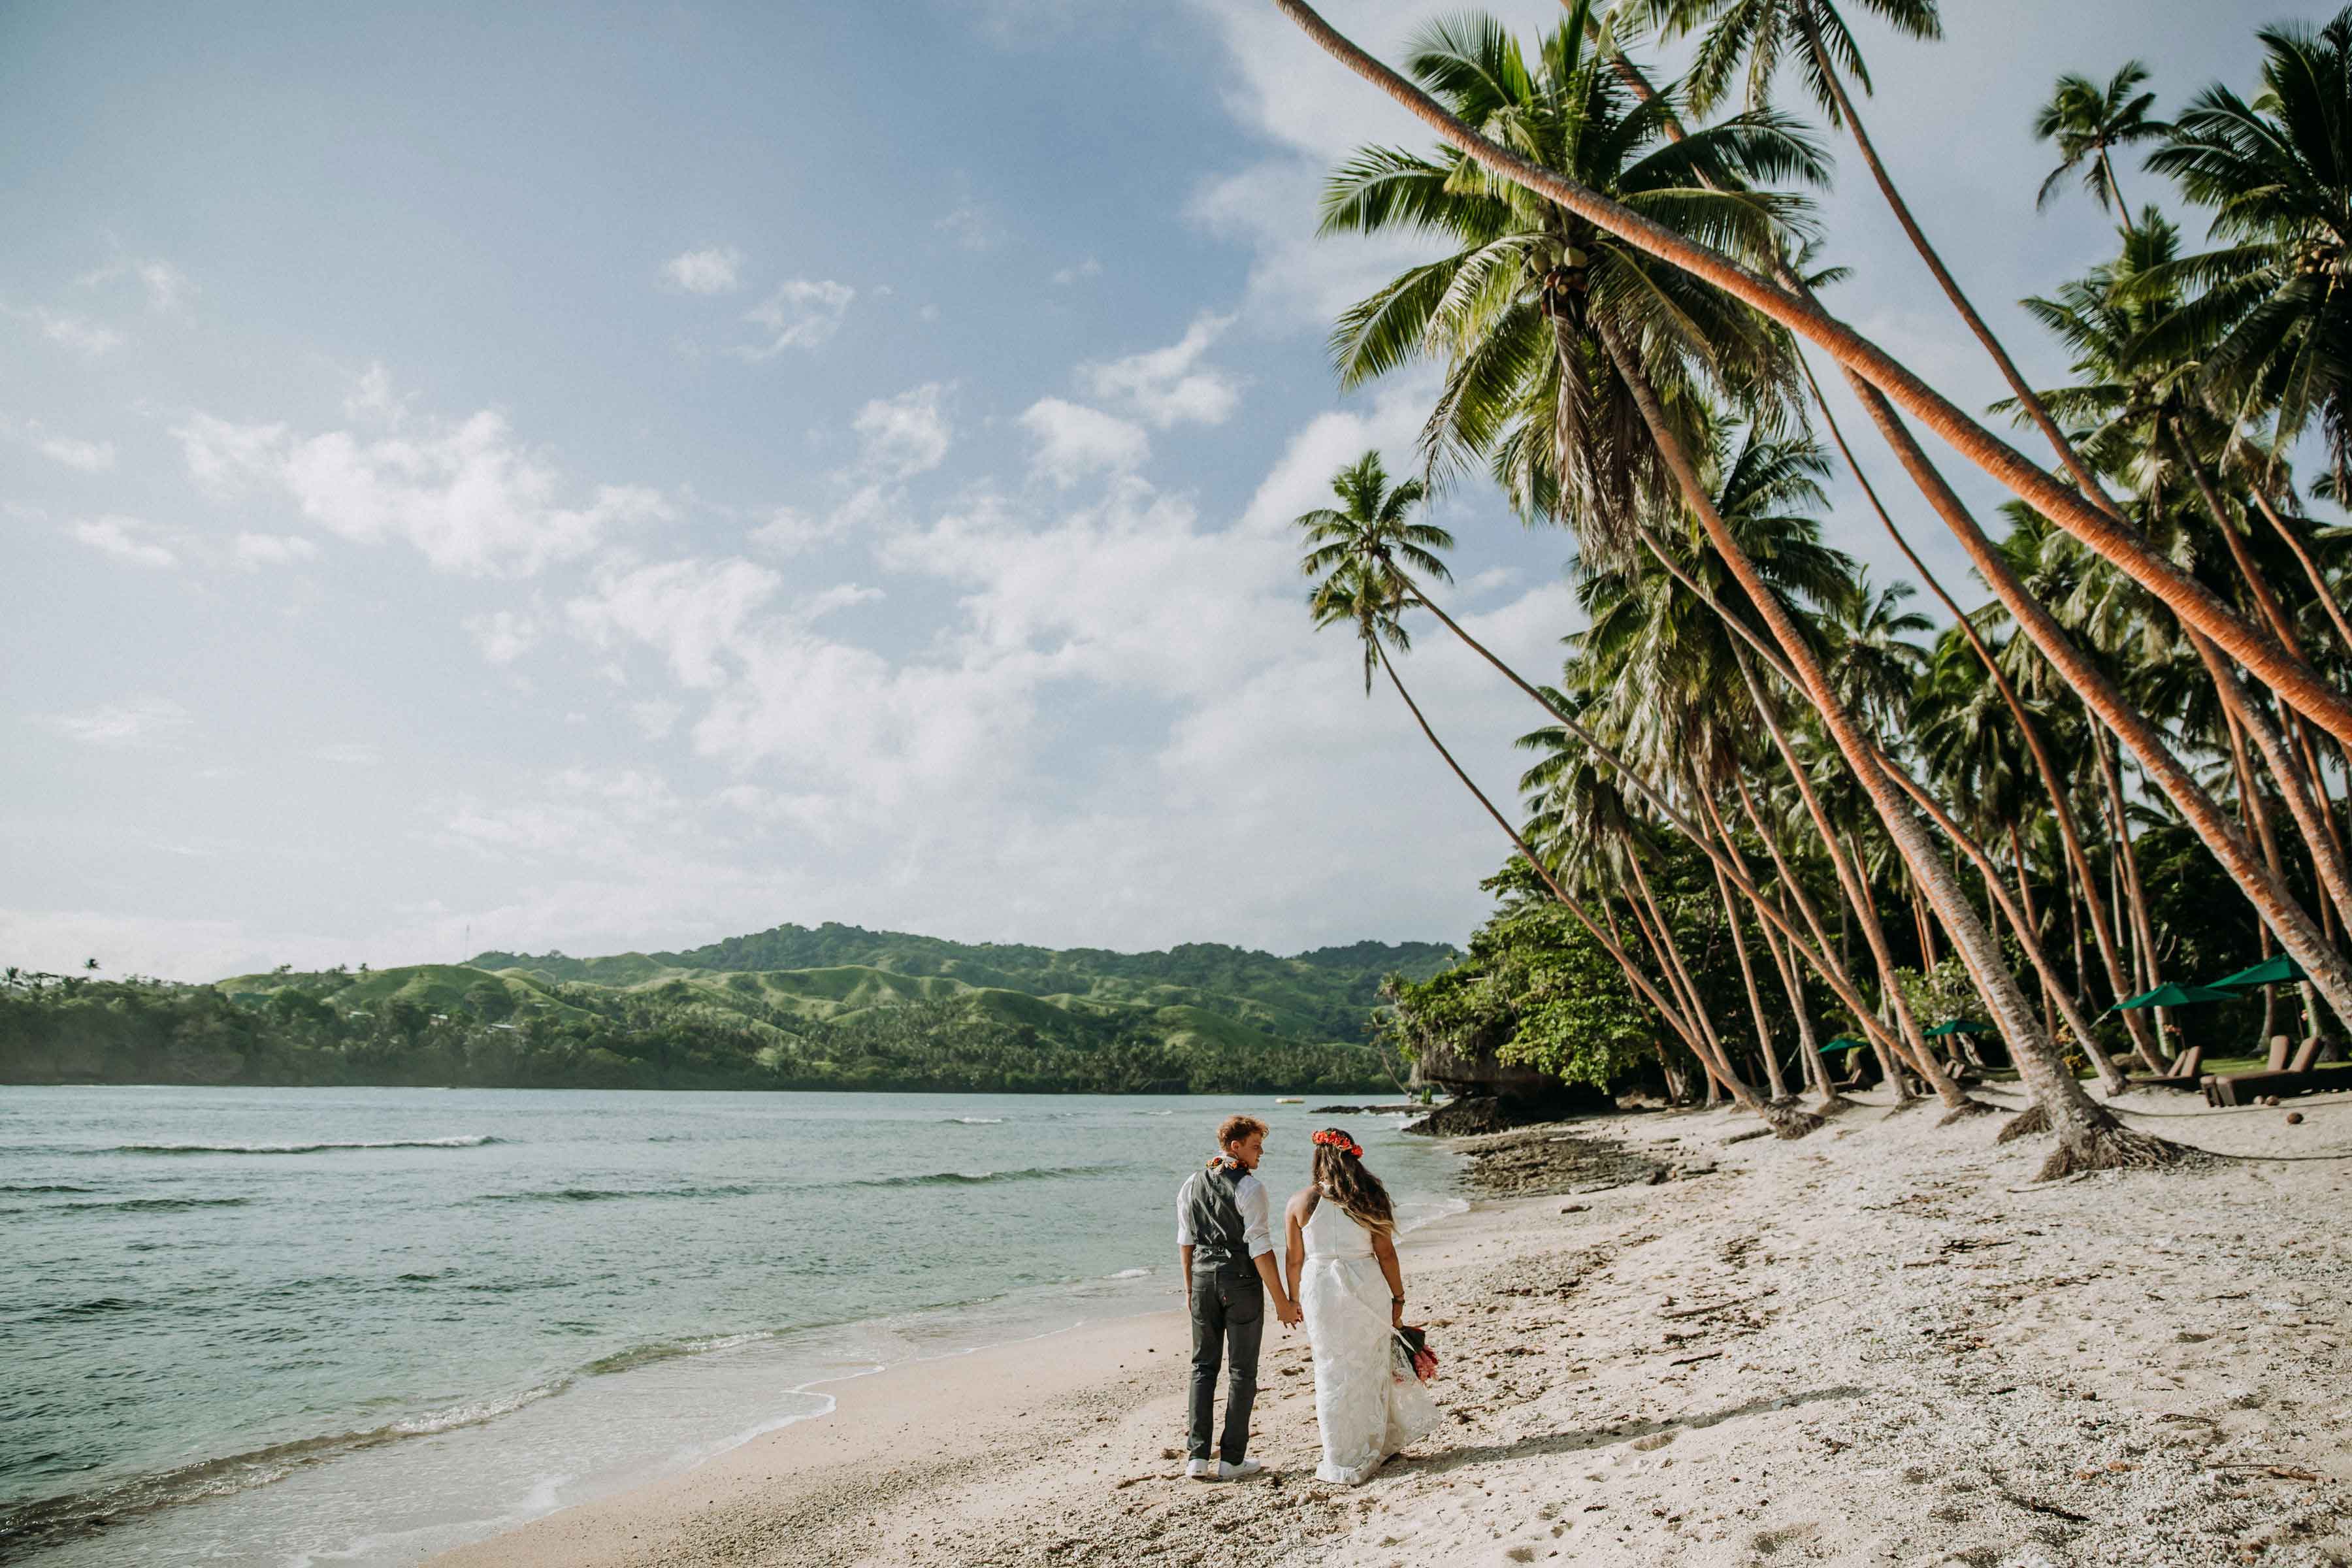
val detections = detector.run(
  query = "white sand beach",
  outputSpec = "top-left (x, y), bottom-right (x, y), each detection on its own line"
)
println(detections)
top-left (432, 1087), bottom-right (2352, 1567)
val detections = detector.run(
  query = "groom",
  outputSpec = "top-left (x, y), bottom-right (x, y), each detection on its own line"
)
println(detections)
top-left (1175, 1113), bottom-right (1301, 1480)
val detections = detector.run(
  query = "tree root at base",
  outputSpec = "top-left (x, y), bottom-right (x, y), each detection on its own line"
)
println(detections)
top-left (2033, 1122), bottom-right (2192, 1181)
top-left (1935, 1097), bottom-right (2001, 1126)
top-left (1812, 1094), bottom-right (1861, 1117)
top-left (1763, 1104), bottom-right (1825, 1139)
top-left (1995, 1103), bottom-right (2050, 1143)
top-left (1880, 1093), bottom-right (1929, 1116)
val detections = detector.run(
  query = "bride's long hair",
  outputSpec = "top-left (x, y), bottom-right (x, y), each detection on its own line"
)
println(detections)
top-left (1305, 1126), bottom-right (1396, 1233)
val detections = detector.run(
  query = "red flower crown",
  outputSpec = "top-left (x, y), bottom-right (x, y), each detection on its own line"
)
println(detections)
top-left (1312, 1130), bottom-right (1363, 1158)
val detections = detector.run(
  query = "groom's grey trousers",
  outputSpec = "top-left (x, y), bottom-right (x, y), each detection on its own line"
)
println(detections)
top-left (1186, 1262), bottom-right (1264, 1464)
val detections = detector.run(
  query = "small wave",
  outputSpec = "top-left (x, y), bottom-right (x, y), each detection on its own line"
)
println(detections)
top-left (61, 1196), bottom-right (254, 1213)
top-left (847, 1164), bottom-right (1118, 1190)
top-left (1107, 1267), bottom-right (1152, 1280)
top-left (0, 1377), bottom-right (570, 1558)
top-left (470, 1184), bottom-right (755, 1205)
top-left (941, 1116), bottom-right (1005, 1124)
top-left (1397, 1196), bottom-right (1472, 1234)
top-left (0, 1183), bottom-right (97, 1194)
top-left (106, 1135), bottom-right (504, 1156)
top-left (1138, 1110), bottom-right (1173, 1117)
top-left (31, 1296), bottom-right (145, 1322)
top-left (583, 1330), bottom-right (777, 1377)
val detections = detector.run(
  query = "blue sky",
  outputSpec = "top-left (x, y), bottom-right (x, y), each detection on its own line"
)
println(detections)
top-left (1, 0), bottom-right (2285, 979)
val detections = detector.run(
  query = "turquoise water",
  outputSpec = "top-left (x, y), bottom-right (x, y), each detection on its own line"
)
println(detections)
top-left (0, 1087), bottom-right (1461, 1565)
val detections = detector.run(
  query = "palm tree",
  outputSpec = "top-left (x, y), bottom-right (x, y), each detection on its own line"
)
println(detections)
top-left (2148, 8), bottom-right (2352, 495)
top-left (2033, 63), bottom-right (2169, 227)
top-left (1273, 0), bottom-right (2352, 754)
top-left (2016, 219), bottom-right (2352, 981)
top-left (1326, 18), bottom-right (2041, 1123)
top-left (1295, 452), bottom-right (1454, 618)
top-left (1638, 0), bottom-right (2145, 516)
top-left (1296, 476), bottom-right (1797, 1125)
top-left (1821, 572), bottom-right (1928, 735)
top-left (1318, 7), bottom-right (1821, 556)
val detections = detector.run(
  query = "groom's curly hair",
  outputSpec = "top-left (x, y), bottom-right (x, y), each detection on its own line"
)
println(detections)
top-left (1216, 1114), bottom-right (1269, 1148)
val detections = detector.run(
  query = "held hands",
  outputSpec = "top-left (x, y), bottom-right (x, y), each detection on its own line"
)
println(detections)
top-left (1276, 1294), bottom-right (1303, 1328)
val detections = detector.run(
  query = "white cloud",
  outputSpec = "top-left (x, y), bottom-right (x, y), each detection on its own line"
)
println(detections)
top-left (0, 414), bottom-right (117, 472)
top-left (750, 504), bottom-right (834, 558)
top-left (1079, 313), bottom-right (1243, 427)
top-left (69, 515), bottom-right (176, 568)
top-left (1018, 398), bottom-right (1150, 486)
top-left (566, 556), bottom-right (784, 689)
top-left (38, 696), bottom-right (191, 747)
top-left (630, 698), bottom-right (682, 738)
top-left (342, 364), bottom-right (410, 425)
top-left (39, 434), bottom-right (116, 472)
top-left (233, 532), bottom-right (321, 567)
top-left (852, 382), bottom-right (953, 479)
top-left (1052, 257), bottom-right (1103, 286)
top-left (661, 246), bottom-right (746, 295)
top-left (7, 304), bottom-right (123, 355)
top-left (175, 378), bottom-right (670, 577)
top-left (747, 384), bottom-right (955, 557)
top-left (438, 768), bottom-right (694, 864)
top-left (177, 413), bottom-right (289, 498)
top-left (934, 201), bottom-right (1002, 252)
top-left (732, 279), bottom-right (855, 361)
top-left (466, 608), bottom-right (540, 664)
top-left (80, 257), bottom-right (192, 313)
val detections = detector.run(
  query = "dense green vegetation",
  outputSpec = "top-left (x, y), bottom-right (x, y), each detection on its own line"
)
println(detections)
top-left (0, 927), bottom-right (1456, 1093)
top-left (1278, 2), bottom-right (2352, 1171)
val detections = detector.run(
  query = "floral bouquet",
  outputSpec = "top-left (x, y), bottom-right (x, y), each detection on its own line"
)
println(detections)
top-left (1392, 1324), bottom-right (1437, 1384)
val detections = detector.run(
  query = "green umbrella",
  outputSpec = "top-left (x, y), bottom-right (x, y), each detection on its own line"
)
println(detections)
top-left (1924, 1018), bottom-right (1994, 1037)
top-left (2209, 954), bottom-right (2307, 990)
top-left (2110, 981), bottom-right (2239, 1012)
top-left (1816, 1036), bottom-right (1869, 1054)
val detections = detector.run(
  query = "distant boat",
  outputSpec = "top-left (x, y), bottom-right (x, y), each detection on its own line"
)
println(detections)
top-left (1273, 1097), bottom-right (1303, 1104)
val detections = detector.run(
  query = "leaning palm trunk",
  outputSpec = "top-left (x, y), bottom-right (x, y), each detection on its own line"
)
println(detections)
top-left (2246, 482), bottom-right (2352, 655)
top-left (1795, 350), bottom-right (2164, 1074)
top-left (1880, 764), bottom-right (2130, 1097)
top-left (1793, 11), bottom-right (2117, 525)
top-left (1725, 768), bottom-right (1918, 1090)
top-left (1833, 368), bottom-right (2352, 1029)
top-left (1371, 641), bottom-right (1806, 1131)
top-left (2193, 635), bottom-right (2352, 937)
top-left (1759, 889), bottom-right (1850, 1109)
top-left (1269, 0), bottom-right (2352, 751)
top-left (1591, 316), bottom-right (2161, 1175)
top-left (1394, 572), bottom-right (1929, 1088)
top-left (1695, 791), bottom-right (1789, 1098)
top-left (1624, 841), bottom-right (1754, 1101)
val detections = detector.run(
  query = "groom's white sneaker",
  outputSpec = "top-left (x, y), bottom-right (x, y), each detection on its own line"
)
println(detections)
top-left (1185, 1459), bottom-right (1219, 1480)
top-left (1218, 1458), bottom-right (1264, 1480)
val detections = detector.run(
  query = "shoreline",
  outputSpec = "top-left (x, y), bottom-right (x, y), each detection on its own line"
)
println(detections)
top-left (431, 1088), bottom-right (2352, 1567)
top-left (425, 1196), bottom-right (1481, 1568)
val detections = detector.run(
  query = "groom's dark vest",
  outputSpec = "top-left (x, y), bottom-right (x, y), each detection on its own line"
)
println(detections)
top-left (1185, 1162), bottom-right (1252, 1273)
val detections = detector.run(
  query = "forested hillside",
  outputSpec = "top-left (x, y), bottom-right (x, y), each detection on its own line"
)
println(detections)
top-left (1, 925), bottom-right (1458, 1093)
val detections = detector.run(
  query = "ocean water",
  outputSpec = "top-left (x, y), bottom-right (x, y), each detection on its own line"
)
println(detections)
top-left (0, 1086), bottom-right (1463, 1566)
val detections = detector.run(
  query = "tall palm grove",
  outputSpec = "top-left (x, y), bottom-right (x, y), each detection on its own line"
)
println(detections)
top-left (1280, 0), bottom-right (2352, 1178)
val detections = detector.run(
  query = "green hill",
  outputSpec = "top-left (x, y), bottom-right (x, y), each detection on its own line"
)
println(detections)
top-left (3, 923), bottom-right (1458, 1094)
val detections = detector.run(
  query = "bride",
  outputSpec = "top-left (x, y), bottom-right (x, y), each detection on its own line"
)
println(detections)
top-left (1282, 1126), bottom-right (1439, 1484)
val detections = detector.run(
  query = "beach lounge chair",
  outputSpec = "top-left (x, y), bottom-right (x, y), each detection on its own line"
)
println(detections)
top-left (2202, 1036), bottom-right (2351, 1106)
top-left (2125, 1044), bottom-right (2204, 1090)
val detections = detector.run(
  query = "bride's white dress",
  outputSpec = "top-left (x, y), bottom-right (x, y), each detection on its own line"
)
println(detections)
top-left (1299, 1200), bottom-right (1439, 1484)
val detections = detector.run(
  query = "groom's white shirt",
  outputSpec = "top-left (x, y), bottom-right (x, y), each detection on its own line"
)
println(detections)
top-left (1175, 1168), bottom-right (1274, 1259)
